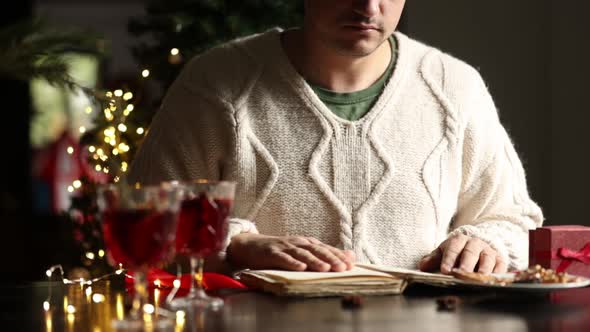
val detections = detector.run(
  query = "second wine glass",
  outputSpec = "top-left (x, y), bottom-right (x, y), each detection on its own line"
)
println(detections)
top-left (168, 180), bottom-right (236, 311)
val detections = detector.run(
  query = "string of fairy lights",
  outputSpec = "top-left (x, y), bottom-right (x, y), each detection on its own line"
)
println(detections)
top-left (43, 264), bottom-right (186, 327)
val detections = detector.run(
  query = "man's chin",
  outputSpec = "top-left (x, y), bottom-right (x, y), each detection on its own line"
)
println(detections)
top-left (326, 32), bottom-right (387, 56)
top-left (333, 41), bottom-right (383, 57)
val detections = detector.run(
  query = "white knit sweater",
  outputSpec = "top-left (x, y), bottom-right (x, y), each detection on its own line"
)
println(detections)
top-left (128, 28), bottom-right (544, 270)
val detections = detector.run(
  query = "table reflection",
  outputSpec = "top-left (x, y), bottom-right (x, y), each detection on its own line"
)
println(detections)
top-left (21, 279), bottom-right (590, 332)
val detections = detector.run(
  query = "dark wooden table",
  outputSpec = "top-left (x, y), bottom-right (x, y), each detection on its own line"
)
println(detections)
top-left (2, 279), bottom-right (589, 331)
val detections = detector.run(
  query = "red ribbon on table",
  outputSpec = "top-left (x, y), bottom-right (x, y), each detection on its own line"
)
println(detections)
top-left (125, 268), bottom-right (247, 291)
top-left (553, 242), bottom-right (590, 273)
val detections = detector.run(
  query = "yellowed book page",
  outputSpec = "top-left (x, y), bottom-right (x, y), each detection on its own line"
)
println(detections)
top-left (357, 264), bottom-right (453, 279)
top-left (243, 266), bottom-right (397, 284)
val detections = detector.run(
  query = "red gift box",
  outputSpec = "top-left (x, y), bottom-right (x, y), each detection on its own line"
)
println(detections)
top-left (529, 225), bottom-right (590, 278)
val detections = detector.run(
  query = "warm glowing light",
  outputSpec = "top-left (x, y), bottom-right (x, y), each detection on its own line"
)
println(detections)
top-left (173, 279), bottom-right (181, 288)
top-left (154, 288), bottom-right (160, 309)
top-left (104, 109), bottom-right (114, 121)
top-left (95, 165), bottom-right (102, 171)
top-left (154, 279), bottom-right (161, 287)
top-left (126, 104), bottom-right (134, 112)
top-left (66, 305), bottom-right (76, 314)
top-left (170, 48), bottom-right (180, 55)
top-left (43, 301), bottom-right (50, 311)
top-left (96, 148), bottom-right (104, 156)
top-left (114, 89), bottom-right (123, 97)
top-left (136, 127), bottom-right (145, 135)
top-left (85, 287), bottom-right (93, 297)
top-left (118, 143), bottom-right (130, 152)
top-left (88, 146), bottom-right (96, 153)
top-left (121, 162), bottom-right (128, 172)
top-left (116, 294), bottom-right (124, 320)
top-left (92, 294), bottom-right (105, 303)
top-left (113, 176), bottom-right (120, 183)
top-left (104, 127), bottom-right (115, 137)
top-left (85, 106), bottom-right (93, 114)
top-left (176, 310), bottom-right (186, 327)
top-left (123, 92), bottom-right (133, 101)
top-left (98, 249), bottom-right (105, 257)
top-left (105, 91), bottom-right (113, 98)
top-left (117, 123), bottom-right (127, 132)
top-left (45, 312), bottom-right (53, 332)
top-left (73, 180), bottom-right (82, 189)
top-left (67, 186), bottom-right (74, 193)
top-left (85, 252), bottom-right (95, 260)
top-left (141, 69), bottom-right (150, 78)
top-left (67, 146), bottom-right (74, 154)
top-left (115, 269), bottom-right (124, 275)
top-left (104, 137), bottom-right (111, 144)
top-left (103, 167), bottom-right (109, 174)
top-left (79, 126), bottom-right (86, 134)
top-left (112, 148), bottom-right (119, 155)
top-left (143, 304), bottom-right (155, 314)
top-left (46, 269), bottom-right (52, 277)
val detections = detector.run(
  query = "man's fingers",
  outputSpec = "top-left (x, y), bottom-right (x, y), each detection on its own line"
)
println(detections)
top-left (286, 247), bottom-right (331, 272)
top-left (341, 250), bottom-right (356, 269)
top-left (418, 248), bottom-right (442, 272)
top-left (303, 245), bottom-right (348, 272)
top-left (440, 236), bottom-right (468, 274)
top-left (458, 239), bottom-right (485, 272)
top-left (305, 238), bottom-right (355, 270)
top-left (270, 251), bottom-right (307, 271)
top-left (493, 256), bottom-right (508, 273)
top-left (476, 250), bottom-right (496, 274)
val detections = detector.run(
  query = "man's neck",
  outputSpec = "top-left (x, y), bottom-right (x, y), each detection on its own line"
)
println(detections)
top-left (282, 28), bottom-right (392, 93)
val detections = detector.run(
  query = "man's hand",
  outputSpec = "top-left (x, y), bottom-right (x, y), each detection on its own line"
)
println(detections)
top-left (418, 234), bottom-right (507, 274)
top-left (226, 233), bottom-right (355, 272)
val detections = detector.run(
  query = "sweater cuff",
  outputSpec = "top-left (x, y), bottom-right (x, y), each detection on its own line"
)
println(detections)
top-left (448, 224), bottom-right (518, 270)
top-left (219, 218), bottom-right (259, 258)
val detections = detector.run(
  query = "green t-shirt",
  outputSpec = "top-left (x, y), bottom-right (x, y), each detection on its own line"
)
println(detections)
top-left (309, 36), bottom-right (397, 121)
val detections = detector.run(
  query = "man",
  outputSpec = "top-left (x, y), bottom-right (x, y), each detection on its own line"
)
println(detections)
top-left (128, 0), bottom-right (543, 275)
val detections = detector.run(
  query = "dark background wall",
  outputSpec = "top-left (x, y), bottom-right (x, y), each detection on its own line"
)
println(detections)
top-left (405, 1), bottom-right (589, 226)
top-left (551, 2), bottom-right (590, 226)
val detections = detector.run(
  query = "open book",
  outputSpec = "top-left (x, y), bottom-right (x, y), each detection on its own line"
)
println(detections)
top-left (237, 263), bottom-right (456, 297)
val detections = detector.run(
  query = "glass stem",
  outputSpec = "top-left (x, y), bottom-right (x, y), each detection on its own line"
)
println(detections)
top-left (190, 256), bottom-right (205, 297)
top-left (131, 269), bottom-right (148, 319)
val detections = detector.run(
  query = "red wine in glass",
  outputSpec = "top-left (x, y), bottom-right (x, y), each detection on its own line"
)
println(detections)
top-left (175, 194), bottom-right (233, 257)
top-left (102, 208), bottom-right (177, 268)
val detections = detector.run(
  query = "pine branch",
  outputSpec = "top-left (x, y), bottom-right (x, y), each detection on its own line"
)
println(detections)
top-left (0, 18), bottom-right (107, 89)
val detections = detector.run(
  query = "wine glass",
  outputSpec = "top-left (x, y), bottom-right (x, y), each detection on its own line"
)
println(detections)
top-left (168, 180), bottom-right (236, 311)
top-left (97, 183), bottom-right (181, 329)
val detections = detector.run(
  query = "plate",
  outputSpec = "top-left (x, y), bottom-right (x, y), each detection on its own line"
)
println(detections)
top-left (450, 273), bottom-right (590, 292)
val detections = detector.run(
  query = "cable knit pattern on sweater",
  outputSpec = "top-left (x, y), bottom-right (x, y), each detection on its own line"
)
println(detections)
top-left (127, 28), bottom-right (543, 270)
